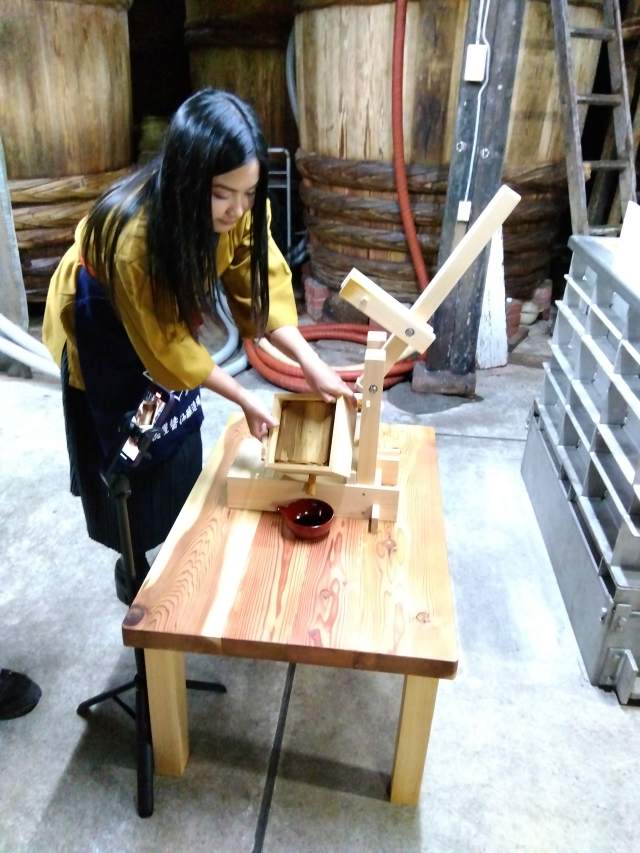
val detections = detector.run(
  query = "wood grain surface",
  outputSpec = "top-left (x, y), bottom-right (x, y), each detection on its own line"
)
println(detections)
top-left (1, 0), bottom-right (132, 178)
top-left (123, 418), bottom-right (458, 679)
top-left (275, 399), bottom-right (334, 465)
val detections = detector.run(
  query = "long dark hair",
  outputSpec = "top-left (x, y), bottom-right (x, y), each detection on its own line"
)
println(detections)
top-left (81, 89), bottom-right (270, 335)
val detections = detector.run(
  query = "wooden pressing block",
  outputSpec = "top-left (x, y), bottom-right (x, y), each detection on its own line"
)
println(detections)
top-left (264, 392), bottom-right (355, 480)
top-left (227, 438), bottom-right (399, 521)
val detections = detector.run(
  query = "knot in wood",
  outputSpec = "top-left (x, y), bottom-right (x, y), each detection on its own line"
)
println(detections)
top-left (123, 604), bottom-right (146, 627)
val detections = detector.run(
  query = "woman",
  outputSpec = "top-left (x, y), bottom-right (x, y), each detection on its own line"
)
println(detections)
top-left (44, 89), bottom-right (351, 582)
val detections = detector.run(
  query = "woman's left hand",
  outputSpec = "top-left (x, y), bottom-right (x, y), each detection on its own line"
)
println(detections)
top-left (267, 326), bottom-right (355, 404)
top-left (301, 356), bottom-right (355, 404)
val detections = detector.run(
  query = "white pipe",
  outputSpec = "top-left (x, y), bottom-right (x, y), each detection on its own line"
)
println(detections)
top-left (286, 27), bottom-right (299, 127)
top-left (0, 312), bottom-right (51, 359)
top-left (0, 294), bottom-right (246, 383)
top-left (0, 335), bottom-right (59, 379)
top-left (211, 291), bottom-right (240, 366)
top-left (221, 351), bottom-right (248, 377)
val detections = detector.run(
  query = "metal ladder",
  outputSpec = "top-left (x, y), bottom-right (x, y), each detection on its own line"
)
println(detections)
top-left (551, 0), bottom-right (637, 235)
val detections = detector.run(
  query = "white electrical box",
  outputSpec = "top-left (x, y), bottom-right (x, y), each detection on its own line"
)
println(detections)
top-left (464, 44), bottom-right (488, 83)
top-left (457, 201), bottom-right (472, 223)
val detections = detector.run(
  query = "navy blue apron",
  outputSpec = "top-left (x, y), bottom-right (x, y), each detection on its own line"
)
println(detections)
top-left (74, 265), bottom-right (203, 471)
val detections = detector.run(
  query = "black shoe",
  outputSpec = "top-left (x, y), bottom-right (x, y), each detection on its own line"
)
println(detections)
top-left (0, 670), bottom-right (42, 720)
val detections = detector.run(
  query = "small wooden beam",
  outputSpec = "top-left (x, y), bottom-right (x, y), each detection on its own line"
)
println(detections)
top-left (304, 473), bottom-right (317, 496)
top-left (356, 347), bottom-right (386, 484)
top-left (369, 502), bottom-right (380, 534)
top-left (365, 329), bottom-right (388, 349)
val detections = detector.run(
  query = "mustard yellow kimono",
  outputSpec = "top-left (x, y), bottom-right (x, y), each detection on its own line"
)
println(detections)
top-left (43, 204), bottom-right (297, 390)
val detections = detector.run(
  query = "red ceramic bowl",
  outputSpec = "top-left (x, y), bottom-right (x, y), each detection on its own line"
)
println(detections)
top-left (278, 498), bottom-right (334, 540)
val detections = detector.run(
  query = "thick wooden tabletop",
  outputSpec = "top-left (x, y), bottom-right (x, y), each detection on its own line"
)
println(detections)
top-left (122, 419), bottom-right (458, 679)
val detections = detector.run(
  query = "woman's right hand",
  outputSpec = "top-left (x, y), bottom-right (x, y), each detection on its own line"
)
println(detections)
top-left (202, 366), bottom-right (277, 441)
top-left (239, 392), bottom-right (278, 440)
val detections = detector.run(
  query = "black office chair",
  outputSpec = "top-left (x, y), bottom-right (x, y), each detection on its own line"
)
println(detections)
top-left (76, 431), bottom-right (226, 817)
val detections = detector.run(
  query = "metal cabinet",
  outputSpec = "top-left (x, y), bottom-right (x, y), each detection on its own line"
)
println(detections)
top-left (522, 235), bottom-right (640, 703)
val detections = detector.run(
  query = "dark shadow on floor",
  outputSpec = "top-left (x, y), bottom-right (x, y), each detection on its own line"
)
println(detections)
top-left (277, 749), bottom-right (390, 801)
top-left (388, 381), bottom-right (477, 415)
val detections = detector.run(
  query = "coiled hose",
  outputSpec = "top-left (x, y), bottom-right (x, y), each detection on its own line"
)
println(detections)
top-left (244, 324), bottom-right (416, 391)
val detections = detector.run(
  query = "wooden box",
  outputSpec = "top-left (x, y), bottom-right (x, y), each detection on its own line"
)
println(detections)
top-left (264, 393), bottom-right (355, 480)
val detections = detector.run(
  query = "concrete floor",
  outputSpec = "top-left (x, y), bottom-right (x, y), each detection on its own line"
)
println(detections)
top-left (1, 320), bottom-right (638, 853)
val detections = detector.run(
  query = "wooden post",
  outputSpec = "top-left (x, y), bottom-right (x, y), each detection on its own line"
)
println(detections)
top-left (417, 0), bottom-right (525, 394)
top-left (145, 649), bottom-right (190, 776)
top-left (356, 343), bottom-right (386, 484)
top-left (390, 675), bottom-right (439, 806)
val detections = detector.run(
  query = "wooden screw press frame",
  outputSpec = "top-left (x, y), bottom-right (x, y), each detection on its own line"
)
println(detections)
top-left (226, 185), bottom-right (521, 526)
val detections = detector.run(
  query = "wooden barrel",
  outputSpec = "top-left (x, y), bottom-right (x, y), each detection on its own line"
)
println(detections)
top-left (185, 1), bottom-right (297, 150)
top-left (1, 0), bottom-right (132, 178)
top-left (0, 0), bottom-right (134, 301)
top-left (295, 0), bottom-right (601, 308)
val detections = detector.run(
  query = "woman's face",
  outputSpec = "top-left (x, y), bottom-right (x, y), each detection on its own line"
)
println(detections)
top-left (211, 158), bottom-right (260, 233)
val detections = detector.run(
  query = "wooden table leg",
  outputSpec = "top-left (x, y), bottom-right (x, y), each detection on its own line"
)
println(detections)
top-left (390, 675), bottom-right (439, 805)
top-left (144, 649), bottom-right (189, 776)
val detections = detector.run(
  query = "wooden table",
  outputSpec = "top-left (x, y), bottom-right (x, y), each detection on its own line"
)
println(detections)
top-left (122, 418), bottom-right (458, 806)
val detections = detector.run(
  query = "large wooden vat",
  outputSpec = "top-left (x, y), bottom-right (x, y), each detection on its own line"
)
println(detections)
top-left (185, 1), bottom-right (297, 150)
top-left (1, 0), bottom-right (133, 301)
top-left (295, 0), bottom-right (601, 306)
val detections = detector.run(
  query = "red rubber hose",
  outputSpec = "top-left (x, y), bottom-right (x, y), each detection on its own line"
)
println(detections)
top-left (244, 340), bottom-right (408, 392)
top-left (392, 0), bottom-right (429, 292)
top-left (247, 338), bottom-right (415, 382)
top-left (244, 323), bottom-right (415, 392)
